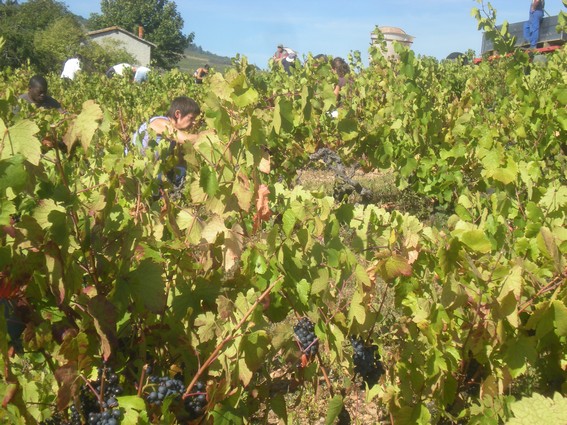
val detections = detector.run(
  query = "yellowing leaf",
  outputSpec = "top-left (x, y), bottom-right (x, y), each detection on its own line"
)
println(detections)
top-left (258, 148), bottom-right (271, 174)
top-left (202, 214), bottom-right (227, 243)
top-left (0, 119), bottom-right (41, 166)
top-left (233, 171), bottom-right (253, 211)
top-left (224, 224), bottom-right (244, 272)
top-left (63, 100), bottom-right (103, 152)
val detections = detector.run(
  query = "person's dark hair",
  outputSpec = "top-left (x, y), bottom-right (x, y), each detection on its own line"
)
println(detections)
top-left (204, 64), bottom-right (210, 70)
top-left (313, 54), bottom-right (327, 62)
top-left (166, 96), bottom-right (200, 118)
top-left (335, 61), bottom-right (350, 78)
top-left (29, 75), bottom-right (48, 90)
top-left (331, 57), bottom-right (346, 70)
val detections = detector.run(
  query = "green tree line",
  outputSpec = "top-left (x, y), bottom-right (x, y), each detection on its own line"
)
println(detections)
top-left (0, 0), bottom-right (192, 73)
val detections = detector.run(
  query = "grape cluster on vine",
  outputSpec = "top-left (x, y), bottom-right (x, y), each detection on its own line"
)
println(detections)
top-left (40, 365), bottom-right (123, 425)
top-left (145, 374), bottom-right (186, 405)
top-left (184, 381), bottom-right (207, 420)
top-left (294, 318), bottom-right (319, 357)
top-left (350, 337), bottom-right (385, 386)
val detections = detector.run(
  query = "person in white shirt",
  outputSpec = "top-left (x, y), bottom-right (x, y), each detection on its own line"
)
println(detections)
top-left (61, 56), bottom-right (81, 80)
top-left (106, 63), bottom-right (133, 78)
top-left (106, 64), bottom-right (150, 83)
top-left (134, 66), bottom-right (151, 83)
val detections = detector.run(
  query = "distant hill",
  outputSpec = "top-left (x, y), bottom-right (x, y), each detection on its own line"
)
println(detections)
top-left (177, 44), bottom-right (233, 73)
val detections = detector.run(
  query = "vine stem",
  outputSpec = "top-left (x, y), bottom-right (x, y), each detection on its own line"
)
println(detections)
top-left (51, 128), bottom-right (102, 290)
top-left (137, 364), bottom-right (149, 397)
top-left (518, 274), bottom-right (565, 314)
top-left (315, 352), bottom-right (334, 397)
top-left (182, 277), bottom-right (281, 398)
top-left (80, 375), bottom-right (103, 407)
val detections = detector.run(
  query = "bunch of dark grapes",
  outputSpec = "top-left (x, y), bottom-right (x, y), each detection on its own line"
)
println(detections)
top-left (145, 375), bottom-right (186, 406)
top-left (294, 318), bottom-right (319, 358)
top-left (78, 365), bottom-right (123, 425)
top-left (40, 414), bottom-right (66, 425)
top-left (183, 381), bottom-right (207, 420)
top-left (350, 337), bottom-right (385, 387)
top-left (85, 409), bottom-right (122, 425)
top-left (40, 365), bottom-right (123, 425)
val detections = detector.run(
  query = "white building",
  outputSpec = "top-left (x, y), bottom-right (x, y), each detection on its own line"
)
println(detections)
top-left (87, 26), bottom-right (156, 67)
top-left (371, 26), bottom-right (414, 59)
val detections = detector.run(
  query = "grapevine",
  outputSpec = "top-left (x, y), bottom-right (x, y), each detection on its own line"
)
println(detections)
top-left (0, 17), bottom-right (566, 424)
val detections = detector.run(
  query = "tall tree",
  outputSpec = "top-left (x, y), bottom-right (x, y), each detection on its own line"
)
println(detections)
top-left (88, 0), bottom-right (193, 69)
top-left (0, 0), bottom-right (70, 70)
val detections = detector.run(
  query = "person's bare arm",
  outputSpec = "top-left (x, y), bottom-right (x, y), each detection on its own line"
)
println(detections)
top-left (149, 118), bottom-right (213, 145)
top-left (334, 84), bottom-right (341, 99)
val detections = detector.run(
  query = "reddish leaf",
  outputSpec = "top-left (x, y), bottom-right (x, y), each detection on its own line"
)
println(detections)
top-left (55, 363), bottom-right (79, 411)
top-left (87, 295), bottom-right (118, 362)
top-left (253, 184), bottom-right (272, 232)
top-left (376, 254), bottom-right (413, 282)
top-left (2, 383), bottom-right (18, 408)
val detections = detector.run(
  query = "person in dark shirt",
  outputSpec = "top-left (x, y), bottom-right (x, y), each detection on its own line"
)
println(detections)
top-left (331, 57), bottom-right (351, 104)
top-left (19, 75), bottom-right (64, 113)
top-left (523, 0), bottom-right (545, 48)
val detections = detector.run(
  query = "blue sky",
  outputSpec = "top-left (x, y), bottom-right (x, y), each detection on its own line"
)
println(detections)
top-left (60, 0), bottom-right (565, 67)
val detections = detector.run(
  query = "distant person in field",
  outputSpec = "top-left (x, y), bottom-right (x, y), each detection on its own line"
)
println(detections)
top-left (61, 55), bottom-right (82, 80)
top-left (19, 75), bottom-right (64, 113)
top-left (331, 57), bottom-right (351, 104)
top-left (106, 63), bottom-right (132, 78)
top-left (523, 0), bottom-right (545, 48)
top-left (194, 64), bottom-right (210, 84)
top-left (131, 96), bottom-right (205, 186)
top-left (106, 63), bottom-right (150, 83)
top-left (133, 66), bottom-right (151, 83)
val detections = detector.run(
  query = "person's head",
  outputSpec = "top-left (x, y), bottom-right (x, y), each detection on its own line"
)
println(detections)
top-left (331, 57), bottom-right (346, 70)
top-left (204, 64), bottom-right (210, 70)
top-left (336, 61), bottom-right (350, 78)
top-left (277, 44), bottom-right (284, 52)
top-left (28, 75), bottom-right (49, 105)
top-left (166, 96), bottom-right (201, 130)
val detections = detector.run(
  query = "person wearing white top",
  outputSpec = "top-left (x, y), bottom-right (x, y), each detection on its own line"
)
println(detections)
top-left (107, 63), bottom-right (133, 77)
top-left (134, 66), bottom-right (151, 83)
top-left (61, 57), bottom-right (81, 80)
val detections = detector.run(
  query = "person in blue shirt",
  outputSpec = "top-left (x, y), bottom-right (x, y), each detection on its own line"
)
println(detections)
top-left (131, 96), bottom-right (202, 187)
top-left (523, 0), bottom-right (545, 48)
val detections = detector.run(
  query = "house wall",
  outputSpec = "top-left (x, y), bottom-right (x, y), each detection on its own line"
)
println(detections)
top-left (89, 31), bottom-right (152, 66)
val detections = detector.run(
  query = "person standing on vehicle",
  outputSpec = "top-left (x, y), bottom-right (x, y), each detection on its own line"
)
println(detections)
top-left (272, 44), bottom-right (287, 63)
top-left (523, 0), bottom-right (545, 49)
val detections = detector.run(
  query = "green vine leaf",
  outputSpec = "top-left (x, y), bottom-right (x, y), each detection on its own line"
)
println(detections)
top-left (506, 393), bottom-right (567, 425)
top-left (325, 395), bottom-right (344, 425)
top-left (460, 229), bottom-right (492, 253)
top-left (126, 260), bottom-right (166, 314)
top-left (0, 119), bottom-right (41, 166)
